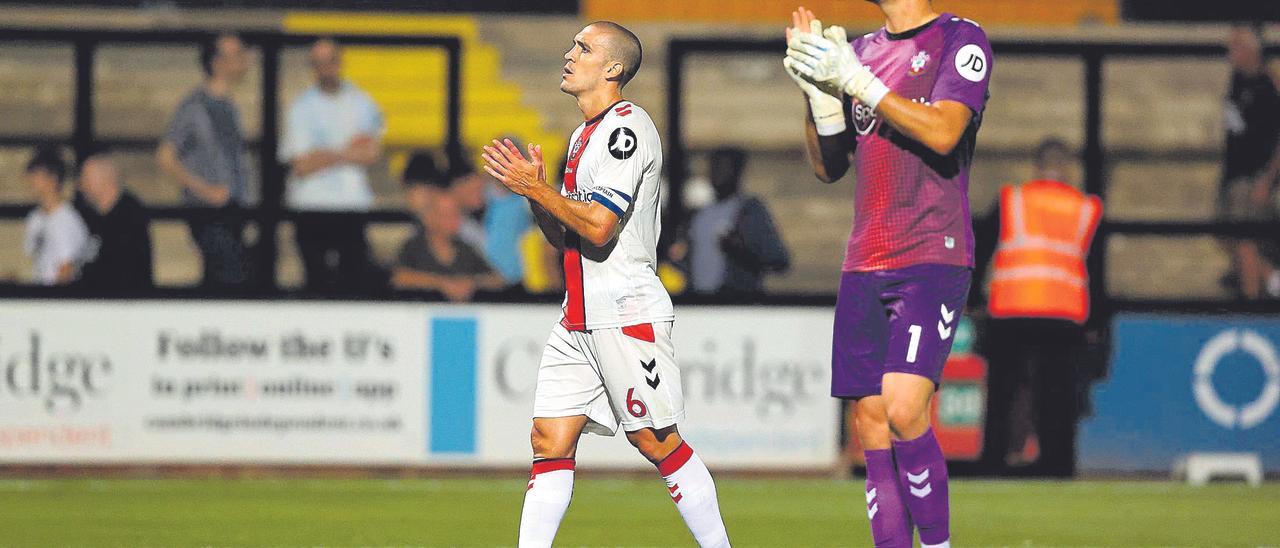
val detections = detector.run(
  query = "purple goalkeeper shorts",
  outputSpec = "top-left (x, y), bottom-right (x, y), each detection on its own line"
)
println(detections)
top-left (831, 263), bottom-right (972, 399)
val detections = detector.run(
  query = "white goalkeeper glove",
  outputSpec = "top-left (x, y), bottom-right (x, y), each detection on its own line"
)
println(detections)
top-left (786, 24), bottom-right (890, 113)
top-left (784, 19), bottom-right (846, 136)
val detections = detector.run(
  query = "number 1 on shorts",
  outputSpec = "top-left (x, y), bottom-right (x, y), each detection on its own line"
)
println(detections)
top-left (906, 324), bottom-right (922, 363)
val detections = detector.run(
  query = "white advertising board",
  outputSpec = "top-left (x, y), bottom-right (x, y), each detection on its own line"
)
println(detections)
top-left (472, 306), bottom-right (840, 469)
top-left (0, 301), bottom-right (839, 470)
top-left (0, 301), bottom-right (428, 464)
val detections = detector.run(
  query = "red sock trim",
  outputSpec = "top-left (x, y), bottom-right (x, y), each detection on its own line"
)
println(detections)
top-left (657, 442), bottom-right (694, 477)
top-left (531, 458), bottom-right (575, 476)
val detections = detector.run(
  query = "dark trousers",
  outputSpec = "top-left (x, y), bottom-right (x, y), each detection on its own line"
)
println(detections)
top-left (187, 209), bottom-right (252, 290)
top-left (981, 318), bottom-right (1085, 477)
top-left (294, 214), bottom-right (369, 293)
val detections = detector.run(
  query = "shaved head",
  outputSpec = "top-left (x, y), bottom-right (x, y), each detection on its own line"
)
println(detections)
top-left (588, 20), bottom-right (642, 87)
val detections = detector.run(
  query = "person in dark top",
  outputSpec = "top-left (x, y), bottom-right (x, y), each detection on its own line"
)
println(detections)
top-left (75, 147), bottom-right (153, 292)
top-left (688, 147), bottom-right (790, 295)
top-left (156, 32), bottom-right (254, 290)
top-left (392, 183), bottom-right (504, 301)
top-left (1220, 24), bottom-right (1280, 299)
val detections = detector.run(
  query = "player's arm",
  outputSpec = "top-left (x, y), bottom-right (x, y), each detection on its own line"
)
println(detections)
top-left (875, 96), bottom-right (973, 156)
top-left (801, 104), bottom-right (854, 183)
top-left (522, 184), bottom-right (620, 248)
top-left (530, 202), bottom-right (566, 250)
top-left (789, 19), bottom-right (989, 157)
top-left (482, 139), bottom-right (621, 248)
top-left (786, 15), bottom-right (854, 183)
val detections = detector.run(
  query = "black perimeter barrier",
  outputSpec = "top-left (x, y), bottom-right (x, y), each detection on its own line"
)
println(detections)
top-left (0, 27), bottom-right (462, 298)
top-left (665, 38), bottom-right (1280, 320)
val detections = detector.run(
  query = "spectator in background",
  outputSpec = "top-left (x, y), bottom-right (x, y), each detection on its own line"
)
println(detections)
top-left (392, 186), bottom-right (505, 301)
top-left (23, 145), bottom-right (88, 286)
top-left (454, 144), bottom-right (532, 286)
top-left (688, 147), bottom-right (789, 295)
top-left (156, 32), bottom-right (253, 290)
top-left (445, 151), bottom-right (489, 255)
top-left (401, 150), bottom-right (449, 216)
top-left (75, 146), bottom-right (153, 292)
top-left (1221, 24), bottom-right (1280, 299)
top-left (982, 137), bottom-right (1103, 476)
top-left (280, 38), bottom-right (384, 293)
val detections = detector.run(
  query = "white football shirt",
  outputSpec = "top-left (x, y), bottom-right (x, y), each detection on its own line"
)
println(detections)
top-left (559, 100), bottom-right (673, 331)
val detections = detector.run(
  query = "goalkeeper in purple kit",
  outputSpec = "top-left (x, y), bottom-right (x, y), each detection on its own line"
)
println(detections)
top-left (784, 1), bottom-right (993, 546)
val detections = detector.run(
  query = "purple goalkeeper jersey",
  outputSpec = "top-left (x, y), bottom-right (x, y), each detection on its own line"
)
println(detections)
top-left (843, 14), bottom-right (992, 272)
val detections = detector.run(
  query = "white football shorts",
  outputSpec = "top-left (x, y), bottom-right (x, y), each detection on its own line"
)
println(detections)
top-left (533, 321), bottom-right (685, 435)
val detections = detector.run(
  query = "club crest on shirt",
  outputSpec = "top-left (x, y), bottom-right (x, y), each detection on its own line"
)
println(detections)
top-left (569, 138), bottom-right (585, 161)
top-left (908, 50), bottom-right (931, 76)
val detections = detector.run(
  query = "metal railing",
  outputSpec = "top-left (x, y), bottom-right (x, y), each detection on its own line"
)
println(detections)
top-left (0, 27), bottom-right (462, 294)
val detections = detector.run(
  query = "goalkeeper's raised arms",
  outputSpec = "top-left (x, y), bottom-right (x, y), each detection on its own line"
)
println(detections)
top-left (783, 19), bottom-right (846, 136)
top-left (786, 25), bottom-right (891, 112)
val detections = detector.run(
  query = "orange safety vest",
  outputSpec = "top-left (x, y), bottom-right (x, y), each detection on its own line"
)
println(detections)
top-left (989, 179), bottom-right (1103, 324)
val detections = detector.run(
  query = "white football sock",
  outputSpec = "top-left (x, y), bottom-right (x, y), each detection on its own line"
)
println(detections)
top-left (518, 459), bottom-right (575, 548)
top-left (658, 442), bottom-right (731, 548)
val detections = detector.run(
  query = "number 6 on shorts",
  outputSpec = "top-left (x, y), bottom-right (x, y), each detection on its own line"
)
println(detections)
top-left (626, 387), bottom-right (648, 418)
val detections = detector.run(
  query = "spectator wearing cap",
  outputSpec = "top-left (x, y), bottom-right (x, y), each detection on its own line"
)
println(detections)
top-left (75, 146), bottom-right (154, 292)
top-left (156, 32), bottom-right (254, 290)
top-left (451, 146), bottom-right (531, 286)
top-left (280, 38), bottom-right (384, 293)
top-left (23, 145), bottom-right (89, 286)
top-left (392, 151), bottom-right (504, 300)
top-left (401, 150), bottom-right (449, 217)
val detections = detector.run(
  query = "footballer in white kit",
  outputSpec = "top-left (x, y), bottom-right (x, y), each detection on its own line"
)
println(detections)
top-left (482, 20), bottom-right (731, 548)
top-left (537, 98), bottom-right (683, 436)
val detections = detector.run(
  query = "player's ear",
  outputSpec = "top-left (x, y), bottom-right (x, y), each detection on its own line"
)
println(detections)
top-left (604, 61), bottom-right (624, 82)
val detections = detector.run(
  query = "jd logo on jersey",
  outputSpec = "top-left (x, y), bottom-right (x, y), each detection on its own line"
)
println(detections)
top-left (954, 44), bottom-right (988, 83)
top-left (608, 127), bottom-right (637, 160)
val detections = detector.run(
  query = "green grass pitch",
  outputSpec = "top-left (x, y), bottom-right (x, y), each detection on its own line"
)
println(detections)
top-left (0, 477), bottom-right (1275, 546)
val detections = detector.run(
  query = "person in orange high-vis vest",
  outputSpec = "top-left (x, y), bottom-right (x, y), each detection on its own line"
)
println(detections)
top-left (981, 138), bottom-right (1102, 477)
top-left (989, 178), bottom-right (1103, 323)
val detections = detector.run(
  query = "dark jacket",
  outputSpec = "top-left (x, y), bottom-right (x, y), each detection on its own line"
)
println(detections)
top-left (75, 191), bottom-right (153, 292)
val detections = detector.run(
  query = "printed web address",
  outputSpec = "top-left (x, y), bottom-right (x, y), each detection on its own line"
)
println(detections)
top-left (146, 415), bottom-right (402, 433)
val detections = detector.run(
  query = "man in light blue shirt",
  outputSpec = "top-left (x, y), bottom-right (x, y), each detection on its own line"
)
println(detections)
top-left (280, 38), bottom-right (384, 292)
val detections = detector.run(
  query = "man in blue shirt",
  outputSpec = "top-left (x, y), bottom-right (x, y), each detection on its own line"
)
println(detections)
top-left (280, 38), bottom-right (384, 293)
